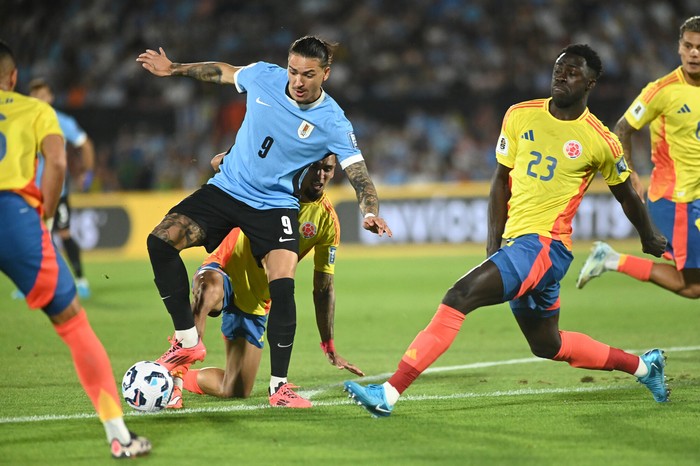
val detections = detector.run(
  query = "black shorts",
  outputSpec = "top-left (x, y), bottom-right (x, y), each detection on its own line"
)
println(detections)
top-left (54, 195), bottom-right (71, 231)
top-left (170, 184), bottom-right (300, 262)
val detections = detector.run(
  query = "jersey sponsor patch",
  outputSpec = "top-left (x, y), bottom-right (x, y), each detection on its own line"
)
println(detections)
top-left (630, 101), bottom-right (646, 121)
top-left (298, 120), bottom-right (315, 139)
top-left (328, 246), bottom-right (336, 264)
top-left (496, 133), bottom-right (509, 156)
top-left (615, 157), bottom-right (628, 175)
top-left (348, 131), bottom-right (358, 149)
top-left (563, 140), bottom-right (583, 159)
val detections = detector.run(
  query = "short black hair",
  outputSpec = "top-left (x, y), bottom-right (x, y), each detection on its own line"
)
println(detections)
top-left (0, 39), bottom-right (14, 61)
top-left (680, 16), bottom-right (700, 38)
top-left (559, 44), bottom-right (603, 79)
top-left (289, 36), bottom-right (336, 67)
top-left (0, 40), bottom-right (16, 81)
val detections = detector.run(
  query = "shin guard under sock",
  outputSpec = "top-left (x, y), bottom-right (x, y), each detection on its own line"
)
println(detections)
top-left (618, 255), bottom-right (653, 281)
top-left (266, 278), bottom-right (296, 378)
top-left (388, 304), bottom-right (465, 393)
top-left (553, 330), bottom-right (639, 373)
top-left (147, 234), bottom-right (194, 329)
top-left (55, 310), bottom-right (123, 421)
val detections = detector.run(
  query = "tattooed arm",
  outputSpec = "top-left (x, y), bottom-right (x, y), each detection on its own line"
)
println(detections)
top-left (344, 161), bottom-right (392, 237)
top-left (137, 47), bottom-right (239, 84)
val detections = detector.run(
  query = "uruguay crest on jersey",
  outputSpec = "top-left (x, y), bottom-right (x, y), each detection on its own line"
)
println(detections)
top-left (298, 120), bottom-right (315, 139)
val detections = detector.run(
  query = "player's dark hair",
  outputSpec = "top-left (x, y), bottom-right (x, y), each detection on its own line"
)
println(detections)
top-left (0, 40), bottom-right (16, 78)
top-left (289, 36), bottom-right (336, 67)
top-left (560, 44), bottom-right (603, 79)
top-left (28, 77), bottom-right (52, 93)
top-left (680, 16), bottom-right (700, 38)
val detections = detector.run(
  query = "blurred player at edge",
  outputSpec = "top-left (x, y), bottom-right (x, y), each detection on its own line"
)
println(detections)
top-left (23, 79), bottom-right (93, 298)
top-left (137, 36), bottom-right (391, 407)
top-left (577, 16), bottom-right (700, 299)
top-left (0, 40), bottom-right (150, 458)
top-left (167, 153), bottom-right (363, 409)
top-left (344, 44), bottom-right (670, 418)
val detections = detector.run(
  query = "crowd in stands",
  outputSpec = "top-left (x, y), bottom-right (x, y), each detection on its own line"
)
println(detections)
top-left (3, 0), bottom-right (695, 190)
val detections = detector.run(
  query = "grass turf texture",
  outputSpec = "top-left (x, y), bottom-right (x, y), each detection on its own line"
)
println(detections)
top-left (1, 241), bottom-right (698, 465)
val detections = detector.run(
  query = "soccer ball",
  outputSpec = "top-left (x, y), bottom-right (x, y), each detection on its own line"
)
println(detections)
top-left (121, 361), bottom-right (173, 412)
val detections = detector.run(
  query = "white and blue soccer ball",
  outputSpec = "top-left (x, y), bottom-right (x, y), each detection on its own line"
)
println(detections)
top-left (121, 361), bottom-right (173, 412)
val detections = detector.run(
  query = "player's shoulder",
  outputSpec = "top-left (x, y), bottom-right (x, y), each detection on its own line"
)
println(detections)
top-left (582, 111), bottom-right (623, 155)
top-left (10, 92), bottom-right (53, 113)
top-left (640, 67), bottom-right (684, 102)
top-left (302, 193), bottom-right (340, 226)
top-left (502, 98), bottom-right (547, 123)
top-left (238, 61), bottom-right (284, 83)
top-left (507, 98), bottom-right (548, 114)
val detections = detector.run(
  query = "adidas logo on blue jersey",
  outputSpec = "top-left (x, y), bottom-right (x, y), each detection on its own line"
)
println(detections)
top-left (677, 104), bottom-right (691, 113)
top-left (521, 130), bottom-right (535, 141)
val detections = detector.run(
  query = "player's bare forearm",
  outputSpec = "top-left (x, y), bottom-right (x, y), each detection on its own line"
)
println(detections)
top-left (609, 181), bottom-right (666, 257)
top-left (614, 117), bottom-right (646, 200)
top-left (613, 117), bottom-right (636, 168)
top-left (137, 47), bottom-right (238, 83)
top-left (313, 271), bottom-right (335, 342)
top-left (345, 161), bottom-right (393, 236)
top-left (171, 62), bottom-right (226, 83)
top-left (486, 164), bottom-right (511, 256)
top-left (344, 161), bottom-right (379, 216)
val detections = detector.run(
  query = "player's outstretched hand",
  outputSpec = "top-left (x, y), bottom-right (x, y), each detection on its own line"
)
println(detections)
top-left (363, 216), bottom-right (392, 237)
top-left (136, 47), bottom-right (173, 77)
top-left (641, 231), bottom-right (667, 258)
top-left (325, 351), bottom-right (365, 377)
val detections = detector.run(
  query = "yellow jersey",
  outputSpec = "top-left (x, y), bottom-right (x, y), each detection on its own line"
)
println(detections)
top-left (623, 67), bottom-right (700, 203)
top-left (203, 192), bottom-right (340, 316)
top-left (0, 90), bottom-right (63, 208)
top-left (495, 98), bottom-right (629, 249)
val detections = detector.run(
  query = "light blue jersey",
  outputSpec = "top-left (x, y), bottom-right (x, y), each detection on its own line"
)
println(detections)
top-left (208, 62), bottom-right (364, 210)
top-left (36, 110), bottom-right (87, 196)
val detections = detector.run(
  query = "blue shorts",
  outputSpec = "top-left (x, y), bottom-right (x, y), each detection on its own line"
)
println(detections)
top-left (221, 308), bottom-right (267, 349)
top-left (489, 234), bottom-right (573, 318)
top-left (194, 262), bottom-right (267, 348)
top-left (648, 198), bottom-right (700, 270)
top-left (0, 192), bottom-right (76, 315)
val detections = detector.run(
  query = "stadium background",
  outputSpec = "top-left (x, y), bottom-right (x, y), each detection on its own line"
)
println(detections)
top-left (1, 0), bottom-right (696, 251)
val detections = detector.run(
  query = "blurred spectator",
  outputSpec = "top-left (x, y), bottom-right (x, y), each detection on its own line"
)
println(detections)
top-left (1, 0), bottom-right (694, 188)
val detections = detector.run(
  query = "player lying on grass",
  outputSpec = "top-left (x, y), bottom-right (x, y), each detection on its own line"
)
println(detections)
top-left (344, 44), bottom-right (670, 418)
top-left (168, 153), bottom-right (364, 409)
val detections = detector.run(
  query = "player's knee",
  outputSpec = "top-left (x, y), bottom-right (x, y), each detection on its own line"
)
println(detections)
top-left (442, 284), bottom-right (474, 315)
top-left (194, 282), bottom-right (223, 313)
top-left (147, 233), bottom-right (179, 261)
top-left (529, 342), bottom-right (560, 360)
top-left (680, 290), bottom-right (700, 299)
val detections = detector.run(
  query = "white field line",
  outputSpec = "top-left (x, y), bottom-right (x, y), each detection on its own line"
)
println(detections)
top-left (2, 345), bottom-right (698, 425)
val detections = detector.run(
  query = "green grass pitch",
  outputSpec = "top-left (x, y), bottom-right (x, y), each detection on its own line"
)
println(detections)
top-left (1, 241), bottom-right (698, 465)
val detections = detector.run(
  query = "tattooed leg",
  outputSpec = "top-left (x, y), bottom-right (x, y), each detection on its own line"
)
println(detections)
top-left (147, 213), bottom-right (205, 329)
